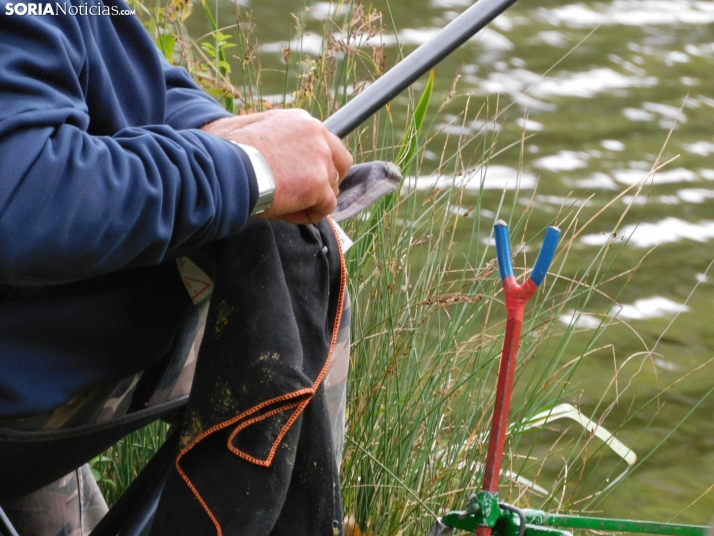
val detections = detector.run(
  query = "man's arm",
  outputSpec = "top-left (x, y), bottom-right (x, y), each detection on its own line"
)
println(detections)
top-left (0, 6), bottom-right (351, 285)
top-left (0, 10), bottom-right (262, 285)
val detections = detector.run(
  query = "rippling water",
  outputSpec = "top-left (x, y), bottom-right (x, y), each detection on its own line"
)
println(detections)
top-left (193, 0), bottom-right (714, 523)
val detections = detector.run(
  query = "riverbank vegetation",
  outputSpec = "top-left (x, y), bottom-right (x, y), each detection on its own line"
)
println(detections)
top-left (93, 0), bottom-right (714, 532)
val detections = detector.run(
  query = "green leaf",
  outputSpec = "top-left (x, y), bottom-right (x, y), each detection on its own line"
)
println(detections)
top-left (199, 5), bottom-right (235, 77)
top-left (219, 60), bottom-right (232, 74)
top-left (396, 69), bottom-right (434, 171)
top-left (201, 42), bottom-right (217, 59)
top-left (90, 466), bottom-right (102, 481)
top-left (157, 33), bottom-right (176, 61)
top-left (206, 87), bottom-right (225, 99)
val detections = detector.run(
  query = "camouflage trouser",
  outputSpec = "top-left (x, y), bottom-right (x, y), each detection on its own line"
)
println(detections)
top-left (1, 254), bottom-right (352, 536)
top-left (1, 465), bottom-right (108, 536)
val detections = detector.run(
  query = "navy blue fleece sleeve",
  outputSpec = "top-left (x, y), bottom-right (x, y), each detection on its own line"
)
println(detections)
top-left (161, 57), bottom-right (234, 130)
top-left (0, 5), bottom-right (254, 285)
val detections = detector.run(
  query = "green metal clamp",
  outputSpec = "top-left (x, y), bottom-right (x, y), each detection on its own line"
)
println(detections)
top-left (441, 492), bottom-right (502, 532)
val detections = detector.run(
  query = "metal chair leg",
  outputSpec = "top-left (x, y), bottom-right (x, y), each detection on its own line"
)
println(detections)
top-left (116, 462), bottom-right (170, 536)
top-left (0, 507), bottom-right (20, 536)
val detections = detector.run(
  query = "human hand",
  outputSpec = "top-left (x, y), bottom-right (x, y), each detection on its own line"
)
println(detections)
top-left (201, 109), bottom-right (353, 224)
top-left (200, 111), bottom-right (276, 137)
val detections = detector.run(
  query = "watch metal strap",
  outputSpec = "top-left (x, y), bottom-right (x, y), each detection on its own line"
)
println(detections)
top-left (228, 141), bottom-right (276, 216)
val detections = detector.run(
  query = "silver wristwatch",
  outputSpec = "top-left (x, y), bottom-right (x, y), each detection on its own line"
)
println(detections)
top-left (229, 141), bottom-right (276, 216)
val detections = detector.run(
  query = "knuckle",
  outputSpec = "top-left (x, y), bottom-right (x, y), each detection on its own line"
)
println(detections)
top-left (291, 108), bottom-right (312, 120)
top-left (306, 116), bottom-right (325, 135)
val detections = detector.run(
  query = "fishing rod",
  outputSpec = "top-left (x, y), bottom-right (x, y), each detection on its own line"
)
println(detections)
top-left (323, 0), bottom-right (518, 139)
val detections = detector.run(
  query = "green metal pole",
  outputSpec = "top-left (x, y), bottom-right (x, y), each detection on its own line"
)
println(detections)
top-left (524, 510), bottom-right (709, 536)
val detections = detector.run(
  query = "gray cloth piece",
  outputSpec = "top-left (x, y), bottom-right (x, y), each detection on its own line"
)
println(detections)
top-left (333, 161), bottom-right (402, 222)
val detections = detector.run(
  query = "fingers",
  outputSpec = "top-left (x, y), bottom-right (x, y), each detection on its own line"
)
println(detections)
top-left (329, 166), bottom-right (341, 197)
top-left (324, 130), bottom-right (353, 180)
top-left (278, 174), bottom-right (337, 224)
top-left (280, 206), bottom-right (332, 226)
top-left (321, 124), bottom-right (350, 200)
top-left (315, 179), bottom-right (338, 217)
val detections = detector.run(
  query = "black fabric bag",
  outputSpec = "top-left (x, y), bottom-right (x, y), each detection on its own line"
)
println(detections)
top-left (152, 218), bottom-right (346, 536)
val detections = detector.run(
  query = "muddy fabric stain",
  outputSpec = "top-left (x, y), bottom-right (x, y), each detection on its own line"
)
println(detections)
top-left (181, 410), bottom-right (204, 447)
top-left (213, 300), bottom-right (234, 336)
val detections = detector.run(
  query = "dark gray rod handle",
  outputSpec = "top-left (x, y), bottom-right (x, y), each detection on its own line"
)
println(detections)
top-left (323, 0), bottom-right (518, 139)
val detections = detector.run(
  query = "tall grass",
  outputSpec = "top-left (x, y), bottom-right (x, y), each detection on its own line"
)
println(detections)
top-left (92, 0), bottom-right (714, 532)
top-left (93, 422), bottom-right (168, 506)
